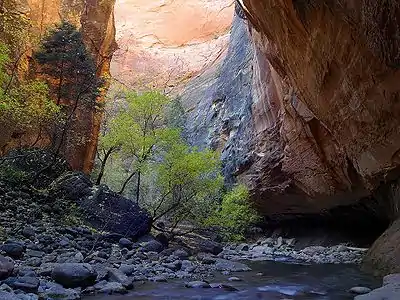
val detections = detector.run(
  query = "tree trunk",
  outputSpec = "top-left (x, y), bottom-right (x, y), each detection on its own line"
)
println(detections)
top-left (119, 170), bottom-right (136, 195)
top-left (95, 147), bottom-right (114, 185)
top-left (136, 170), bottom-right (141, 204)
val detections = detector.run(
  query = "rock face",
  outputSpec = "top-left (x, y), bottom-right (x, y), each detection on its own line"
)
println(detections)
top-left (2, 0), bottom-right (117, 173)
top-left (183, 1), bottom-right (400, 219)
top-left (363, 218), bottom-right (400, 276)
top-left (111, 0), bottom-right (233, 89)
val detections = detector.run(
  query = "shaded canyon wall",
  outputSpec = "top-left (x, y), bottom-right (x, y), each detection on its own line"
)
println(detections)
top-left (182, 1), bottom-right (400, 219)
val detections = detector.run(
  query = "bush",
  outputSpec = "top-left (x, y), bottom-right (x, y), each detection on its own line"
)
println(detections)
top-left (206, 184), bottom-right (260, 241)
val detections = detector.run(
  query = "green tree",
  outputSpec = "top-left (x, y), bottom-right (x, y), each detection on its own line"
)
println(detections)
top-left (0, 43), bottom-right (58, 149)
top-left (99, 90), bottom-right (174, 200)
top-left (206, 184), bottom-right (260, 241)
top-left (149, 142), bottom-right (223, 234)
top-left (34, 21), bottom-right (102, 155)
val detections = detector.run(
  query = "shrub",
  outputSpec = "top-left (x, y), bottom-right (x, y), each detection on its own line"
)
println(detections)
top-left (206, 184), bottom-right (260, 241)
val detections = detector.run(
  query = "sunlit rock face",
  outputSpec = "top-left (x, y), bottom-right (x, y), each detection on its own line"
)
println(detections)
top-left (2, 0), bottom-right (117, 173)
top-left (111, 0), bottom-right (234, 88)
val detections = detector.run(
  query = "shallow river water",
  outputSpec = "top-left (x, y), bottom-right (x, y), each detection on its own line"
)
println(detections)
top-left (87, 259), bottom-right (379, 300)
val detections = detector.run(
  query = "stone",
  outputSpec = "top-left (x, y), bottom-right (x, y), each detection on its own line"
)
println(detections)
top-left (180, 260), bottom-right (195, 273)
top-left (236, 243), bottom-right (249, 251)
top-left (94, 281), bottom-right (127, 295)
top-left (155, 233), bottom-right (169, 248)
top-left (0, 291), bottom-right (20, 300)
top-left (173, 249), bottom-right (189, 259)
top-left (350, 287), bottom-right (372, 295)
top-left (276, 237), bottom-right (283, 247)
top-left (0, 256), bottom-right (14, 280)
top-left (107, 268), bottom-right (134, 289)
top-left (119, 238), bottom-right (133, 249)
top-left (149, 275), bottom-right (167, 282)
top-left (355, 284), bottom-right (400, 300)
top-left (228, 276), bottom-right (242, 281)
top-left (38, 282), bottom-right (80, 300)
top-left (22, 227), bottom-right (35, 239)
top-left (0, 242), bottom-right (25, 259)
top-left (214, 259), bottom-right (251, 272)
top-left (118, 264), bottom-right (136, 276)
top-left (383, 274), bottom-right (400, 286)
top-left (51, 172), bottom-right (152, 239)
top-left (197, 240), bottom-right (223, 255)
top-left (185, 281), bottom-right (211, 288)
top-left (141, 240), bottom-right (164, 253)
top-left (363, 219), bottom-right (400, 275)
top-left (52, 263), bottom-right (97, 288)
top-left (6, 276), bottom-right (39, 293)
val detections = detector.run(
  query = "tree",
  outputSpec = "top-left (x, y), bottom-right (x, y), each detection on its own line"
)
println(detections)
top-left (149, 142), bottom-right (223, 234)
top-left (0, 43), bottom-right (58, 151)
top-left (206, 184), bottom-right (260, 241)
top-left (99, 90), bottom-right (174, 200)
top-left (34, 21), bottom-right (102, 157)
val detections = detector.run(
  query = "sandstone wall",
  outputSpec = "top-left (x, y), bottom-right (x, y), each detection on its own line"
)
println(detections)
top-left (3, 0), bottom-right (117, 172)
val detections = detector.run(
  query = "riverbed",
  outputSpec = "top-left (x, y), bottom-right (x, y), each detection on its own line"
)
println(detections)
top-left (88, 259), bottom-right (379, 300)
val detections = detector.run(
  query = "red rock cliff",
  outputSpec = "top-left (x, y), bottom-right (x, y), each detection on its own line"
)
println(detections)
top-left (2, 0), bottom-right (117, 173)
top-left (233, 0), bottom-right (400, 217)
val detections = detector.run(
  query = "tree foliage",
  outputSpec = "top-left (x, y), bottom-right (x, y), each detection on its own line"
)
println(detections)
top-left (206, 184), bottom-right (260, 241)
top-left (0, 43), bottom-right (58, 137)
top-left (34, 21), bottom-right (102, 156)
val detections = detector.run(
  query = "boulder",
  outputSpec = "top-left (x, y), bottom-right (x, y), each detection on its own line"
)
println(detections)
top-left (0, 291), bottom-right (20, 300)
top-left (383, 274), bottom-right (400, 286)
top-left (140, 240), bottom-right (164, 253)
top-left (350, 286), bottom-right (372, 295)
top-left (94, 281), bottom-right (127, 295)
top-left (197, 240), bottom-right (223, 255)
top-left (38, 281), bottom-right (80, 300)
top-left (214, 259), bottom-right (251, 272)
top-left (4, 276), bottom-right (40, 293)
top-left (0, 242), bottom-right (25, 259)
top-left (52, 263), bottom-right (97, 288)
top-left (0, 256), bottom-right (14, 280)
top-left (355, 283), bottom-right (400, 300)
top-left (119, 238), bottom-right (133, 249)
top-left (363, 219), bottom-right (400, 275)
top-left (50, 172), bottom-right (152, 239)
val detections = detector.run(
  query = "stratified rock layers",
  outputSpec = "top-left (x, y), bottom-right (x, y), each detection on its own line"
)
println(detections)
top-left (183, 1), bottom-right (400, 217)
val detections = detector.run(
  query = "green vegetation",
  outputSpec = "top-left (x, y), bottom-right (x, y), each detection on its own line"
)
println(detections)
top-left (206, 184), bottom-right (261, 241)
top-left (0, 43), bottom-right (59, 139)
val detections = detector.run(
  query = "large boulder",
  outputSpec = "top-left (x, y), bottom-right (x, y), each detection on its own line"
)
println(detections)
top-left (363, 219), bottom-right (400, 276)
top-left (0, 255), bottom-right (14, 280)
top-left (51, 172), bottom-right (152, 239)
top-left (51, 263), bottom-right (97, 288)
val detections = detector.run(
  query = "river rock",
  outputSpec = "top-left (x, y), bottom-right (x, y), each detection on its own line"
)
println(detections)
top-left (140, 240), bottom-right (164, 253)
top-left (0, 291), bottom-right (20, 300)
top-left (107, 268), bottom-right (134, 289)
top-left (350, 286), bottom-right (372, 294)
top-left (383, 273), bottom-right (400, 286)
top-left (0, 256), bottom-right (14, 280)
top-left (197, 240), bottom-right (223, 255)
top-left (119, 238), bottom-right (133, 249)
top-left (4, 276), bottom-right (39, 293)
top-left (0, 242), bottom-right (25, 259)
top-left (355, 283), bottom-right (400, 300)
top-left (214, 259), bottom-right (251, 272)
top-left (52, 263), bottom-right (97, 288)
top-left (38, 281), bottom-right (80, 300)
top-left (94, 280), bottom-right (127, 295)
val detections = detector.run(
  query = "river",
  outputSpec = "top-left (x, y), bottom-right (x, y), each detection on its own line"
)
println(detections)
top-left (87, 259), bottom-right (379, 300)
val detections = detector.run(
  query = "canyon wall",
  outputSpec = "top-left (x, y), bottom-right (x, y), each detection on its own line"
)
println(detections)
top-left (2, 0), bottom-right (117, 172)
top-left (183, 0), bottom-right (400, 219)
top-left (181, 0), bottom-right (400, 274)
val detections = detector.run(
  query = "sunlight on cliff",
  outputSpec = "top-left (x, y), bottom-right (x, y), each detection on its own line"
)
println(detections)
top-left (110, 0), bottom-right (235, 90)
